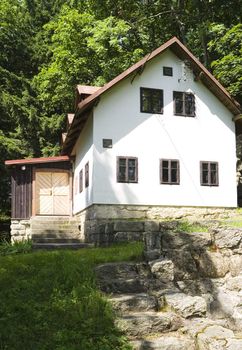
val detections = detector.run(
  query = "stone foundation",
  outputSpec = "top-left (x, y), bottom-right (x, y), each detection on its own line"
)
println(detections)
top-left (76, 204), bottom-right (240, 245)
top-left (10, 219), bottom-right (31, 242)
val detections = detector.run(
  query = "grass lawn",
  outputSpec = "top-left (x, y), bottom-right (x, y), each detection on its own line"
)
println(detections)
top-left (0, 242), bottom-right (143, 350)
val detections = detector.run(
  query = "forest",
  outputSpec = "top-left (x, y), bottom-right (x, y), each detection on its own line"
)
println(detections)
top-left (0, 0), bottom-right (242, 217)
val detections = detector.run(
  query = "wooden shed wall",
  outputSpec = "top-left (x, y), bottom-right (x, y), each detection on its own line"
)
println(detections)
top-left (10, 161), bottom-right (72, 219)
top-left (11, 166), bottom-right (32, 219)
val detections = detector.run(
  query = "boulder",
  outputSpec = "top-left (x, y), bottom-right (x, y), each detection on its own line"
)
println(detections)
top-left (166, 249), bottom-right (198, 280)
top-left (117, 311), bottom-right (183, 337)
top-left (165, 293), bottom-right (207, 318)
top-left (196, 325), bottom-right (234, 350)
top-left (162, 231), bottom-right (212, 250)
top-left (110, 293), bottom-right (157, 313)
top-left (113, 221), bottom-right (144, 232)
top-left (229, 255), bottom-right (242, 277)
top-left (213, 228), bottom-right (242, 249)
top-left (149, 259), bottom-right (174, 281)
top-left (196, 251), bottom-right (230, 278)
top-left (131, 335), bottom-right (195, 350)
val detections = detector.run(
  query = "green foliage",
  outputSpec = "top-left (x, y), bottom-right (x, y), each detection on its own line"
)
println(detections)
top-left (0, 243), bottom-right (143, 349)
top-left (0, 239), bottom-right (32, 255)
top-left (208, 23), bottom-right (242, 104)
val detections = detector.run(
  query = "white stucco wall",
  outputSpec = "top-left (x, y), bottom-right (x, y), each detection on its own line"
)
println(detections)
top-left (72, 114), bottom-right (94, 214)
top-left (91, 49), bottom-right (237, 207)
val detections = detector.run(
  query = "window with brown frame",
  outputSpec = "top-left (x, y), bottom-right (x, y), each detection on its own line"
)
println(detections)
top-left (160, 159), bottom-right (180, 184)
top-left (173, 91), bottom-right (195, 117)
top-left (200, 161), bottom-right (219, 186)
top-left (140, 87), bottom-right (163, 114)
top-left (79, 169), bottom-right (83, 193)
top-left (117, 157), bottom-right (138, 183)
top-left (85, 162), bottom-right (89, 188)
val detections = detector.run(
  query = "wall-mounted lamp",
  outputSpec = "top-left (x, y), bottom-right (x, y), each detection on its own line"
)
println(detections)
top-left (21, 165), bottom-right (26, 171)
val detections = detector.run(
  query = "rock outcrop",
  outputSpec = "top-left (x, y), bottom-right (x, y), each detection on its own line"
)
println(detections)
top-left (95, 226), bottom-right (242, 349)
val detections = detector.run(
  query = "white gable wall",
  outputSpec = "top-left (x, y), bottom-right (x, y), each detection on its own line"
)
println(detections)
top-left (91, 49), bottom-right (237, 208)
top-left (73, 114), bottom-right (94, 214)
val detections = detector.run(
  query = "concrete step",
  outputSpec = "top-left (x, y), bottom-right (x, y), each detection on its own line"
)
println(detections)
top-left (32, 237), bottom-right (85, 244)
top-left (31, 230), bottom-right (80, 238)
top-left (31, 224), bottom-right (79, 231)
top-left (33, 242), bottom-right (94, 250)
top-left (116, 311), bottom-right (183, 338)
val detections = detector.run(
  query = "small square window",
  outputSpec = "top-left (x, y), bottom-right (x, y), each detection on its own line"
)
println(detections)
top-left (117, 157), bottom-right (138, 183)
top-left (103, 139), bottom-right (112, 148)
top-left (163, 66), bottom-right (173, 76)
top-left (200, 161), bottom-right (219, 186)
top-left (140, 87), bottom-right (163, 114)
top-left (160, 159), bottom-right (180, 185)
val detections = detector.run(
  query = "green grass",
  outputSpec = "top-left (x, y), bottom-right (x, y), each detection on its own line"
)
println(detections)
top-left (0, 239), bottom-right (32, 255)
top-left (219, 220), bottom-right (242, 228)
top-left (175, 220), bottom-right (208, 233)
top-left (0, 242), bottom-right (143, 350)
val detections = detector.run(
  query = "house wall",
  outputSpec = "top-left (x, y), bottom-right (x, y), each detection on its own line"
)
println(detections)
top-left (73, 114), bottom-right (94, 214)
top-left (92, 49), bottom-right (237, 208)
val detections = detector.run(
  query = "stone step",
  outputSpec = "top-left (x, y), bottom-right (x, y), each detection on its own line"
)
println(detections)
top-left (31, 216), bottom-right (77, 221)
top-left (33, 242), bottom-right (94, 250)
top-left (31, 230), bottom-right (80, 238)
top-left (109, 293), bottom-right (158, 313)
top-left (116, 311), bottom-right (183, 338)
top-left (131, 335), bottom-right (195, 350)
top-left (32, 237), bottom-right (85, 244)
top-left (31, 223), bottom-right (79, 229)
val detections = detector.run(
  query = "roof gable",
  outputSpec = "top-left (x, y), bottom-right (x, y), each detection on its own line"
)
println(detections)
top-left (62, 37), bottom-right (241, 155)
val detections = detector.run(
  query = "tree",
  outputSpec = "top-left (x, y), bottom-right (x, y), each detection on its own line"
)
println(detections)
top-left (208, 23), bottom-right (242, 104)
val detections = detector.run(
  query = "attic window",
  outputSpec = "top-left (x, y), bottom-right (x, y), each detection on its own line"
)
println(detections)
top-left (103, 139), bottom-right (113, 148)
top-left (163, 67), bottom-right (173, 76)
top-left (140, 87), bottom-right (163, 114)
top-left (173, 92), bottom-right (195, 117)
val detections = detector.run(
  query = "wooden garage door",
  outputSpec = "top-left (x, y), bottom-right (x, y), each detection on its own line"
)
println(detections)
top-left (35, 171), bottom-right (70, 215)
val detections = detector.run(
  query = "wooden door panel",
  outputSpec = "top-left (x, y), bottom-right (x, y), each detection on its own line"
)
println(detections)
top-left (36, 172), bottom-right (53, 215)
top-left (35, 171), bottom-right (70, 215)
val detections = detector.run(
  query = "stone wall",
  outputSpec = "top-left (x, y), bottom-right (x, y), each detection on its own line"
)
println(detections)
top-left (95, 226), bottom-right (242, 349)
top-left (10, 219), bottom-right (31, 242)
top-left (76, 204), bottom-right (239, 245)
top-left (144, 227), bottom-right (242, 330)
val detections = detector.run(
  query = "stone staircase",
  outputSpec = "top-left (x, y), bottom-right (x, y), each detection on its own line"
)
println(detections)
top-left (95, 259), bottom-right (242, 350)
top-left (31, 216), bottom-right (93, 249)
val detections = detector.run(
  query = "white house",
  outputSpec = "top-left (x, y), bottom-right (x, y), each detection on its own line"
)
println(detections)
top-left (5, 37), bottom-right (241, 244)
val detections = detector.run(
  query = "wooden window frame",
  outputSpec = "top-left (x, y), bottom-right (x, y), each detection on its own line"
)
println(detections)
top-left (79, 169), bottom-right (83, 193)
top-left (200, 161), bottom-right (219, 186)
top-left (117, 157), bottom-right (138, 183)
top-left (140, 87), bottom-right (163, 114)
top-left (173, 91), bottom-right (195, 117)
top-left (160, 159), bottom-right (180, 185)
top-left (163, 66), bottom-right (173, 76)
top-left (85, 162), bottom-right (89, 188)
